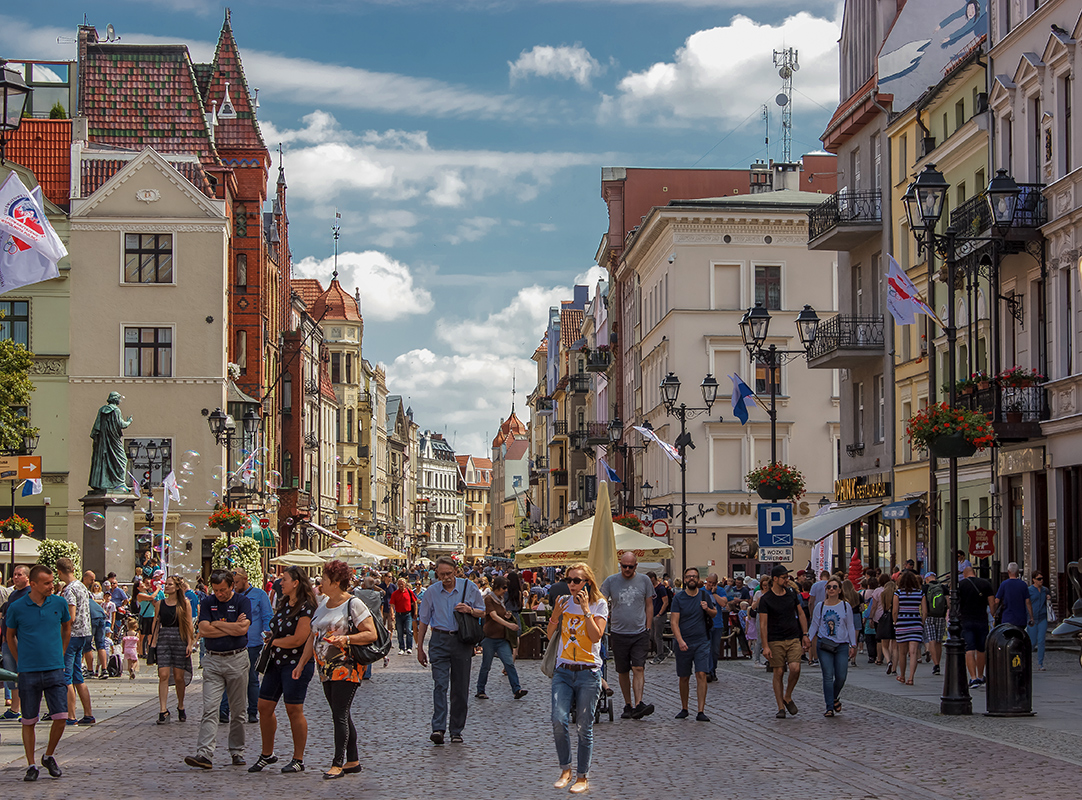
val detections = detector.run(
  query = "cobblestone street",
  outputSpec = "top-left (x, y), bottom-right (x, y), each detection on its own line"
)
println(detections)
top-left (2, 652), bottom-right (1079, 799)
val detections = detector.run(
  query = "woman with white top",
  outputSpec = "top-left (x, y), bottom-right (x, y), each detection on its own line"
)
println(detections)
top-left (546, 563), bottom-right (608, 795)
top-left (808, 578), bottom-right (858, 717)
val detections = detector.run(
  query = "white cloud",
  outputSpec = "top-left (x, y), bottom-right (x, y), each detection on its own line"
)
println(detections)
top-left (435, 284), bottom-right (570, 357)
top-left (293, 250), bottom-right (434, 321)
top-left (602, 12), bottom-right (840, 125)
top-left (447, 216), bottom-right (500, 245)
top-left (262, 112), bottom-right (603, 208)
top-left (509, 44), bottom-right (604, 88)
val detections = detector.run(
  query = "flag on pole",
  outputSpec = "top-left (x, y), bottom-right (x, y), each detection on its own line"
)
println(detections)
top-left (886, 255), bottom-right (942, 327)
top-left (21, 477), bottom-right (42, 497)
top-left (0, 173), bottom-right (66, 296)
top-left (599, 459), bottom-right (621, 483)
top-left (162, 470), bottom-right (181, 502)
top-left (129, 470), bottom-right (142, 499)
top-left (633, 425), bottom-right (681, 462)
top-left (729, 373), bottom-right (757, 425)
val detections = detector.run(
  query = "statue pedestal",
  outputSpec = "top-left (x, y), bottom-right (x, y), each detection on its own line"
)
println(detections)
top-left (81, 493), bottom-right (138, 580)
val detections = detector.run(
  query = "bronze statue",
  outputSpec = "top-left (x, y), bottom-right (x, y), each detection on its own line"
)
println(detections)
top-left (89, 391), bottom-right (133, 493)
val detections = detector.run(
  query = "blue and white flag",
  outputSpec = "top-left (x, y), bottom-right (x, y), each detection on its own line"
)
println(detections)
top-left (729, 373), bottom-right (757, 425)
top-left (21, 478), bottom-right (42, 497)
top-left (0, 174), bottom-right (65, 295)
top-left (599, 459), bottom-right (621, 483)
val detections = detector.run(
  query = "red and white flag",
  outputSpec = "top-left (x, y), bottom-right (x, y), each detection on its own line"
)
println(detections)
top-left (0, 174), bottom-right (65, 295)
top-left (633, 425), bottom-right (681, 463)
top-left (886, 255), bottom-right (941, 327)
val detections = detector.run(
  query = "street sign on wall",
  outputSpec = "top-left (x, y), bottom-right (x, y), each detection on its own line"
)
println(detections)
top-left (757, 503), bottom-right (793, 548)
top-left (0, 456), bottom-right (41, 481)
top-left (758, 547), bottom-right (794, 563)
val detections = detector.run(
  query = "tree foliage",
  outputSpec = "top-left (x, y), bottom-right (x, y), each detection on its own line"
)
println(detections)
top-left (0, 338), bottom-right (36, 451)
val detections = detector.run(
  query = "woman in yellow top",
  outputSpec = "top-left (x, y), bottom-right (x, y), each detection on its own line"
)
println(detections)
top-left (546, 563), bottom-right (609, 795)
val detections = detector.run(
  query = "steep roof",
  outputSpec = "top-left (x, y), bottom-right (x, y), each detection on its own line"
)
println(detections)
top-left (5, 120), bottom-right (72, 208)
top-left (81, 155), bottom-right (210, 196)
top-left (320, 364), bottom-right (337, 401)
top-left (200, 11), bottom-right (266, 152)
top-left (291, 278), bottom-right (324, 310)
top-left (310, 278), bottom-right (362, 323)
top-left (492, 409), bottom-right (528, 448)
top-left (560, 309), bottom-right (584, 349)
top-left (504, 438), bottom-right (530, 461)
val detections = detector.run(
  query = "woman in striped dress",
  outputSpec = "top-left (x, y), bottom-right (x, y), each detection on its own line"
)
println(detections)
top-left (891, 570), bottom-right (927, 685)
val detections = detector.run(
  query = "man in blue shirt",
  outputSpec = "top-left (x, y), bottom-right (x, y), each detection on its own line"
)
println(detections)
top-left (416, 556), bottom-right (485, 744)
top-left (185, 570), bottom-right (251, 770)
top-left (1, 564), bottom-right (31, 720)
top-left (994, 562), bottom-right (1034, 629)
top-left (5, 564), bottom-right (72, 781)
top-left (218, 567), bottom-right (271, 724)
top-left (670, 567), bottom-right (718, 721)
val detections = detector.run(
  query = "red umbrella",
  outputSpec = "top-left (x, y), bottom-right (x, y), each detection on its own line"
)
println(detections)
top-left (847, 549), bottom-right (863, 585)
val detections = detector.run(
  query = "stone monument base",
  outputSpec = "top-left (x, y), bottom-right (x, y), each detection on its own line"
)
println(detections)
top-left (81, 493), bottom-right (138, 580)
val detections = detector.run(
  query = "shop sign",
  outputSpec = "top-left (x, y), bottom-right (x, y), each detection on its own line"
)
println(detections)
top-left (997, 447), bottom-right (1045, 476)
top-left (966, 528), bottom-right (996, 559)
top-left (834, 476), bottom-right (891, 503)
top-left (728, 534), bottom-right (758, 560)
top-left (716, 500), bottom-right (813, 517)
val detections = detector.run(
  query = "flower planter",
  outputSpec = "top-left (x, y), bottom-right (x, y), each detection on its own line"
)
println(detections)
top-left (1006, 411), bottom-right (1023, 424)
top-left (756, 483), bottom-right (789, 501)
top-left (977, 381), bottom-right (991, 390)
top-left (961, 386), bottom-right (975, 396)
top-left (215, 521), bottom-right (243, 534)
top-left (1, 525), bottom-right (25, 540)
top-left (928, 434), bottom-right (977, 459)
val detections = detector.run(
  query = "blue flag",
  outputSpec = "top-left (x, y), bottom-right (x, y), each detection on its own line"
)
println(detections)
top-left (730, 373), bottom-right (757, 425)
top-left (599, 459), bottom-right (621, 483)
top-left (21, 478), bottom-right (42, 497)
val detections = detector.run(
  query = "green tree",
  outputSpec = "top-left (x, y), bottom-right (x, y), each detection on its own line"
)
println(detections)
top-left (0, 338), bottom-right (36, 451)
top-left (49, 101), bottom-right (68, 119)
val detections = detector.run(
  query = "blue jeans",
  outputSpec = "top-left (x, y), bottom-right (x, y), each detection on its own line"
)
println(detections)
top-left (551, 667), bottom-right (602, 777)
top-left (476, 637), bottom-right (520, 694)
top-left (64, 635), bottom-right (89, 685)
top-left (819, 644), bottom-right (849, 712)
top-left (1027, 617), bottom-right (1048, 667)
top-left (710, 626), bottom-right (725, 674)
top-left (396, 612), bottom-right (413, 651)
top-left (220, 645), bottom-right (260, 718)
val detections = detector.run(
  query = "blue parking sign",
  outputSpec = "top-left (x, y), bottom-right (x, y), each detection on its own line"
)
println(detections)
top-left (757, 503), bottom-right (793, 548)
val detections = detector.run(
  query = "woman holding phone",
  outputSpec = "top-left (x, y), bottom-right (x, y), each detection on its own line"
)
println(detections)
top-left (545, 563), bottom-right (608, 796)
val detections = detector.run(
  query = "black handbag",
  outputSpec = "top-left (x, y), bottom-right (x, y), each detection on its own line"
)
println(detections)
top-left (454, 579), bottom-right (484, 647)
top-left (146, 617), bottom-right (159, 665)
top-left (817, 637), bottom-right (841, 654)
top-left (347, 599), bottom-right (392, 666)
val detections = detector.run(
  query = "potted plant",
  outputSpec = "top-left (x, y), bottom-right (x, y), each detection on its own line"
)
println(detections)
top-left (0, 514), bottom-right (32, 539)
top-left (613, 513), bottom-right (642, 532)
top-left (954, 376), bottom-right (977, 395)
top-left (208, 506), bottom-right (248, 534)
top-left (995, 366), bottom-right (1046, 388)
top-left (972, 371), bottom-right (991, 390)
top-left (745, 463), bottom-right (806, 502)
top-left (1004, 399), bottom-right (1024, 424)
top-left (906, 402), bottom-right (996, 459)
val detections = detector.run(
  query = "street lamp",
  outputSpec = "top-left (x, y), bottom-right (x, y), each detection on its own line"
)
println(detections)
top-left (207, 406), bottom-right (262, 544)
top-left (0, 58), bottom-right (30, 165)
top-left (127, 439), bottom-right (172, 534)
top-left (738, 302), bottom-right (820, 465)
top-left (904, 163), bottom-right (1021, 717)
top-left (659, 371), bottom-right (719, 573)
top-left (607, 416), bottom-right (652, 514)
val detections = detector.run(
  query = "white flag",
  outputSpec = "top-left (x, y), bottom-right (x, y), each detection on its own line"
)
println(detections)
top-left (0, 181), bottom-right (64, 296)
top-left (0, 173), bottom-right (66, 277)
top-left (886, 255), bottom-right (942, 327)
top-left (162, 470), bottom-right (181, 502)
top-left (633, 425), bottom-right (681, 463)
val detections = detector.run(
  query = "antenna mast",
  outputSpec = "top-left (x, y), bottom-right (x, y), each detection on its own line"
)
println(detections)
top-left (761, 104), bottom-right (769, 149)
top-left (772, 47), bottom-right (799, 163)
top-left (511, 369), bottom-right (516, 413)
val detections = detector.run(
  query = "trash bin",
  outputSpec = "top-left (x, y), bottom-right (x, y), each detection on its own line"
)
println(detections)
top-left (984, 623), bottom-right (1035, 717)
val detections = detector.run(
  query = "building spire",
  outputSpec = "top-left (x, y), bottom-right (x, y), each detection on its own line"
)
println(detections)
top-left (332, 208), bottom-right (341, 281)
top-left (511, 368), bottom-right (516, 413)
top-left (277, 142), bottom-right (286, 186)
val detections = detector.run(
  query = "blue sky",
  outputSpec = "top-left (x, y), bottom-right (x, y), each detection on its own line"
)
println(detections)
top-left (4, 0), bottom-right (842, 458)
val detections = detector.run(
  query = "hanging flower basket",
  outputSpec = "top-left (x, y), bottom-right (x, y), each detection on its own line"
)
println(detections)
top-left (0, 514), bottom-right (32, 539)
top-left (906, 402), bottom-right (995, 457)
top-left (208, 506), bottom-right (247, 534)
top-left (995, 366), bottom-right (1046, 388)
top-left (745, 463), bottom-right (806, 501)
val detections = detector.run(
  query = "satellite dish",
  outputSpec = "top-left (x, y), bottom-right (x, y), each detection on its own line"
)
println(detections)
top-left (792, 61), bottom-right (800, 71)
top-left (106, 24), bottom-right (115, 40)
top-left (779, 66), bottom-right (791, 79)
top-left (775, 94), bottom-right (790, 107)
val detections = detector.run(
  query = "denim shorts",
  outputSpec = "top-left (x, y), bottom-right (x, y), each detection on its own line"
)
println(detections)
top-left (64, 635), bottom-right (89, 685)
top-left (258, 659), bottom-right (315, 705)
top-left (674, 639), bottom-right (712, 678)
top-left (18, 669), bottom-right (68, 725)
top-left (961, 620), bottom-right (989, 653)
top-left (84, 621), bottom-right (108, 653)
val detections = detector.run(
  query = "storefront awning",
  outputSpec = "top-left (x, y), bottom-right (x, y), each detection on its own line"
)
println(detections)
top-left (881, 498), bottom-right (922, 520)
top-left (792, 503), bottom-right (882, 544)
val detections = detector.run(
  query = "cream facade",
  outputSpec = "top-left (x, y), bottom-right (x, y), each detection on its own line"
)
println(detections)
top-left (66, 148), bottom-right (229, 580)
top-left (627, 191), bottom-right (839, 574)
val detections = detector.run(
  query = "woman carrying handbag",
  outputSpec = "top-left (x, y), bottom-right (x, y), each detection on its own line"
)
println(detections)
top-left (808, 578), bottom-right (857, 717)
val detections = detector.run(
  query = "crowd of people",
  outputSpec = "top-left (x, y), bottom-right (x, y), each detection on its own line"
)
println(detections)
top-left (0, 548), bottom-right (1057, 790)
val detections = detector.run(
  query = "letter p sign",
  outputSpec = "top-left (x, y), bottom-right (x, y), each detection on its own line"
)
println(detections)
top-left (757, 503), bottom-right (793, 548)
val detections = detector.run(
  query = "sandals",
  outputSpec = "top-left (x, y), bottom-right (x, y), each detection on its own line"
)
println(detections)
top-left (905, 679), bottom-right (914, 686)
top-left (833, 700), bottom-right (842, 712)
top-left (474, 692), bottom-right (489, 699)
top-left (824, 710), bottom-right (835, 717)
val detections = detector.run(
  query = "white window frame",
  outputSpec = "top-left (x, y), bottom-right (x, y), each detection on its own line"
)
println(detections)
top-left (120, 230), bottom-right (178, 286)
top-left (120, 323), bottom-right (176, 378)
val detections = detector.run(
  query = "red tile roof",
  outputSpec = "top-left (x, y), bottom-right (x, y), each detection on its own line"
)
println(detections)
top-left (82, 43), bottom-right (217, 163)
top-left (310, 278), bottom-right (362, 322)
top-left (80, 156), bottom-right (210, 196)
top-left (492, 410), bottom-right (528, 447)
top-left (5, 120), bottom-right (71, 208)
top-left (291, 278), bottom-right (324, 310)
top-left (201, 16), bottom-right (266, 152)
top-left (320, 363), bottom-right (337, 401)
top-left (560, 309), bottom-right (584, 349)
top-left (505, 439), bottom-right (530, 461)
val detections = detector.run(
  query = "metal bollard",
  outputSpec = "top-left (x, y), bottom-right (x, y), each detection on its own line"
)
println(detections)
top-left (984, 623), bottom-right (1035, 717)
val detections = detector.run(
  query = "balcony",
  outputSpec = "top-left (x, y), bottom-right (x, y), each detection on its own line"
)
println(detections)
top-left (304, 432), bottom-right (319, 449)
top-left (569, 373), bottom-right (590, 394)
top-left (949, 184), bottom-right (1046, 240)
top-left (584, 422), bottom-right (610, 445)
top-left (303, 378), bottom-right (319, 396)
top-left (569, 428), bottom-right (588, 450)
top-left (807, 315), bottom-right (885, 369)
top-left (808, 190), bottom-right (882, 250)
top-left (358, 390), bottom-right (371, 408)
top-left (531, 455), bottom-right (548, 471)
top-left (551, 420), bottom-right (568, 438)
top-left (585, 349), bottom-right (611, 372)
top-left (552, 469), bottom-right (568, 486)
top-left (535, 396), bottom-right (555, 415)
top-left (962, 384), bottom-right (1049, 442)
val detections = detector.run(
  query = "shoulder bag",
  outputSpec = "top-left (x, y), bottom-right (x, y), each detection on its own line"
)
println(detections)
top-left (347, 598), bottom-right (392, 666)
top-left (454, 579), bottom-right (485, 647)
top-left (146, 614), bottom-right (159, 666)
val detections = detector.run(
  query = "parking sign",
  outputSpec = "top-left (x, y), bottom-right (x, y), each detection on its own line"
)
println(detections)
top-left (757, 503), bottom-right (793, 548)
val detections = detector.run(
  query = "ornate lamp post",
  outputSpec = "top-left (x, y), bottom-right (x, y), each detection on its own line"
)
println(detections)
top-left (0, 58), bottom-right (30, 165)
top-left (607, 416), bottom-right (653, 514)
top-left (659, 372), bottom-right (720, 574)
top-left (207, 406), bottom-right (262, 545)
top-left (903, 163), bottom-right (1021, 716)
top-left (125, 439), bottom-right (172, 527)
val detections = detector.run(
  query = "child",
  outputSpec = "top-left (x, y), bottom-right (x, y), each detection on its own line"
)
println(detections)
top-left (739, 601), bottom-right (761, 665)
top-left (122, 618), bottom-right (140, 679)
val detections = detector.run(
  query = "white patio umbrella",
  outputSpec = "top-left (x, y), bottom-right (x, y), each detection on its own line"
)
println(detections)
top-left (270, 548), bottom-right (327, 568)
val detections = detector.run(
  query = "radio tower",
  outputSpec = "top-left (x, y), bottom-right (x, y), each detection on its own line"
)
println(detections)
top-left (772, 48), bottom-right (799, 163)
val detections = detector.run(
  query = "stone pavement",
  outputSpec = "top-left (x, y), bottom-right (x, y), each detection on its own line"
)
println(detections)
top-left (1, 650), bottom-right (1079, 799)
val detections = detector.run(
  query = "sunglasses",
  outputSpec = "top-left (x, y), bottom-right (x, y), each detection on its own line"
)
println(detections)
top-left (567, 577), bottom-right (587, 585)
top-left (620, 564), bottom-right (636, 570)
top-left (1034, 576), bottom-right (1044, 581)
top-left (827, 585), bottom-right (841, 591)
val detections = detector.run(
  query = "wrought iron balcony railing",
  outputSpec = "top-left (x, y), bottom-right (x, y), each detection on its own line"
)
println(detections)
top-left (807, 315), bottom-right (885, 360)
top-left (949, 184), bottom-right (1046, 236)
top-left (808, 190), bottom-right (882, 241)
top-left (585, 350), bottom-right (611, 372)
top-left (551, 420), bottom-right (568, 437)
top-left (303, 378), bottom-right (319, 395)
top-left (569, 373), bottom-right (590, 394)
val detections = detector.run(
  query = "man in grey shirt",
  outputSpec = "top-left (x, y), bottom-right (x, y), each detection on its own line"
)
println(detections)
top-left (600, 553), bottom-right (654, 720)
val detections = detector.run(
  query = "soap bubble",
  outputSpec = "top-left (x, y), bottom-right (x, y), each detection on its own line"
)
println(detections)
top-left (182, 449), bottom-right (201, 466)
top-left (205, 491), bottom-right (220, 507)
top-left (112, 515), bottom-right (130, 531)
top-left (111, 496), bottom-right (127, 504)
top-left (210, 465), bottom-right (224, 482)
top-left (178, 522), bottom-right (197, 540)
top-left (266, 470), bottom-right (283, 490)
top-left (84, 512), bottom-right (106, 530)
